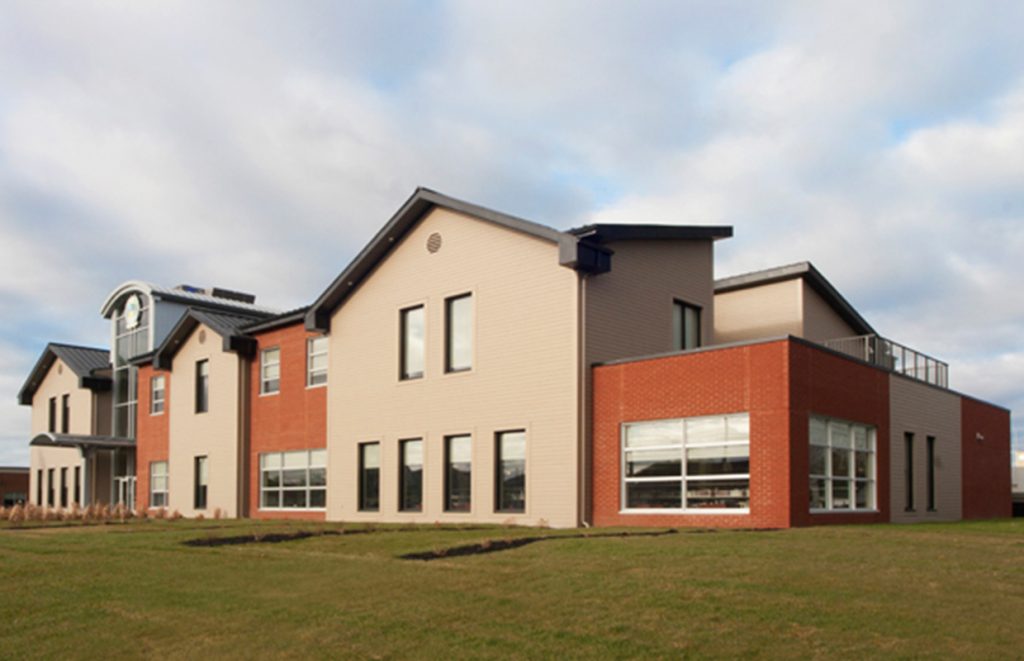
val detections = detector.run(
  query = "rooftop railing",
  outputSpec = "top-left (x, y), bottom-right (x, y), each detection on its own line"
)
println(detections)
top-left (823, 334), bottom-right (949, 388)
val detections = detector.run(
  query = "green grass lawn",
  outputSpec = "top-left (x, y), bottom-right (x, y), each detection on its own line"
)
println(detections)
top-left (1, 519), bottom-right (1022, 659)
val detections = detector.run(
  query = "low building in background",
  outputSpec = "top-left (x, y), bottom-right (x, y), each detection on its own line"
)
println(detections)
top-left (0, 467), bottom-right (29, 507)
top-left (15, 187), bottom-right (1014, 527)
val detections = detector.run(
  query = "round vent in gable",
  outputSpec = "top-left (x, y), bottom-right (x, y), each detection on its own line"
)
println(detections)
top-left (427, 232), bottom-right (442, 253)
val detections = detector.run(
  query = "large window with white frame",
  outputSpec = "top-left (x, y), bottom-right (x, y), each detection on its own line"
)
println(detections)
top-left (622, 413), bottom-right (750, 512)
top-left (260, 347), bottom-right (280, 395)
top-left (150, 461), bottom-right (168, 508)
top-left (259, 449), bottom-right (326, 510)
top-left (307, 336), bottom-right (328, 387)
top-left (809, 416), bottom-right (876, 512)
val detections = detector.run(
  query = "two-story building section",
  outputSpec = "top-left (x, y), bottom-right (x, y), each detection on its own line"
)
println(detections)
top-left (17, 187), bottom-right (1013, 527)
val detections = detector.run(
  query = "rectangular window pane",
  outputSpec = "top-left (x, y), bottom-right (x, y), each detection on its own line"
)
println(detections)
top-left (194, 456), bottom-right (207, 509)
top-left (625, 420), bottom-right (682, 448)
top-left (307, 336), bottom-right (328, 387)
top-left (926, 436), bottom-right (936, 511)
top-left (832, 479), bottom-right (851, 509)
top-left (854, 451), bottom-right (872, 479)
top-left (359, 442), bottom-right (380, 511)
top-left (809, 478), bottom-right (828, 509)
top-left (261, 348), bottom-right (280, 394)
top-left (400, 305), bottom-right (424, 380)
top-left (686, 445), bottom-right (750, 476)
top-left (445, 435), bottom-right (472, 512)
top-left (672, 301), bottom-right (701, 351)
top-left (626, 481), bottom-right (682, 509)
top-left (809, 415), bottom-right (877, 513)
top-left (309, 489), bottom-right (326, 508)
top-left (283, 490), bottom-right (307, 508)
top-left (686, 479), bottom-right (749, 509)
top-left (445, 294), bottom-right (473, 372)
top-left (905, 432), bottom-right (915, 511)
top-left (262, 491), bottom-right (280, 508)
top-left (625, 449), bottom-right (682, 477)
top-left (831, 448), bottom-right (850, 478)
top-left (686, 416), bottom-right (727, 445)
top-left (195, 360), bottom-right (209, 413)
top-left (496, 431), bottom-right (526, 513)
top-left (809, 417), bottom-right (828, 446)
top-left (809, 445), bottom-right (828, 476)
top-left (400, 439), bottom-right (423, 512)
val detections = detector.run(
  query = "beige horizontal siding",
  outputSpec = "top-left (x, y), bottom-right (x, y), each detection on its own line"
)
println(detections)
top-left (714, 279), bottom-right (802, 344)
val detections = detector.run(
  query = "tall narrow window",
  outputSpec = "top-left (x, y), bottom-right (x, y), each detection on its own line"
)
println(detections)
top-left (672, 300), bottom-right (702, 351)
top-left (445, 435), bottom-right (472, 512)
top-left (60, 467), bottom-right (68, 508)
top-left (194, 456), bottom-right (208, 510)
top-left (496, 430), bottom-right (526, 513)
top-left (445, 293), bottom-right (473, 373)
top-left (260, 348), bottom-right (280, 395)
top-left (61, 394), bottom-right (70, 434)
top-left (307, 336), bottom-right (328, 387)
top-left (74, 466), bottom-right (81, 506)
top-left (36, 469), bottom-right (42, 505)
top-left (399, 439), bottom-right (423, 512)
top-left (48, 397), bottom-right (56, 433)
top-left (400, 305), bottom-right (424, 380)
top-left (195, 360), bottom-right (209, 413)
top-left (47, 468), bottom-right (55, 507)
top-left (904, 433), bottom-right (915, 512)
top-left (926, 436), bottom-right (936, 512)
top-left (358, 442), bottom-right (380, 511)
top-left (150, 461), bottom-right (168, 508)
top-left (151, 375), bottom-right (166, 415)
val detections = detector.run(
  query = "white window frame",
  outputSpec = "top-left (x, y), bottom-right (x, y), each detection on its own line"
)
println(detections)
top-left (259, 449), bottom-right (326, 511)
top-left (809, 415), bottom-right (877, 513)
top-left (620, 413), bottom-right (750, 515)
top-left (150, 461), bottom-right (168, 508)
top-left (151, 375), bottom-right (166, 415)
top-left (306, 337), bottom-right (328, 388)
top-left (260, 347), bottom-right (280, 395)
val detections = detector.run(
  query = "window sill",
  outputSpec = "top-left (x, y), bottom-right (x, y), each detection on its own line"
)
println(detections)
top-left (809, 509), bottom-right (880, 514)
top-left (305, 382), bottom-right (328, 390)
top-left (150, 411), bottom-right (165, 417)
top-left (258, 507), bottom-right (326, 512)
top-left (259, 391), bottom-right (280, 398)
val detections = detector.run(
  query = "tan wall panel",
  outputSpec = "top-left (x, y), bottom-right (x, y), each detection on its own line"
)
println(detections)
top-left (327, 208), bottom-right (579, 527)
top-left (801, 281), bottom-right (858, 343)
top-left (889, 375), bottom-right (962, 522)
top-left (713, 279), bottom-right (802, 344)
top-left (29, 358), bottom-right (94, 436)
top-left (29, 446), bottom-right (83, 507)
top-left (585, 239), bottom-right (715, 364)
top-left (167, 324), bottom-right (241, 517)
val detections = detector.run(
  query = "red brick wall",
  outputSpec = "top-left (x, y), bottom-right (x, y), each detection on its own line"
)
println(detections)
top-left (591, 338), bottom-right (893, 529)
top-left (249, 322), bottom-right (327, 520)
top-left (961, 396), bottom-right (1012, 519)
top-left (787, 340), bottom-right (890, 527)
top-left (592, 340), bottom-right (794, 529)
top-left (135, 363), bottom-right (170, 511)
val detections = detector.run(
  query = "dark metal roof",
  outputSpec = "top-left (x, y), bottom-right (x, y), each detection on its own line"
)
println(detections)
top-left (242, 306), bottom-right (311, 334)
top-left (714, 261), bottom-right (875, 336)
top-left (0, 466), bottom-right (30, 473)
top-left (569, 224), bottom-right (733, 242)
top-left (30, 433), bottom-right (135, 450)
top-left (153, 307), bottom-right (270, 369)
top-left (100, 281), bottom-right (279, 318)
top-left (304, 187), bottom-right (567, 332)
top-left (17, 343), bottom-right (112, 406)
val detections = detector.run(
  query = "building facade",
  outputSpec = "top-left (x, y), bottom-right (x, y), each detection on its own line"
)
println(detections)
top-left (17, 188), bottom-right (1013, 527)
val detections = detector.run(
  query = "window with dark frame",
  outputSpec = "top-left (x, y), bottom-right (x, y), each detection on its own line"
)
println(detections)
top-left (47, 468), bottom-right (54, 507)
top-left (495, 430), bottom-right (526, 513)
top-left (36, 469), bottom-right (42, 505)
top-left (74, 466), bottom-right (81, 506)
top-left (195, 360), bottom-right (209, 413)
top-left (48, 397), bottom-right (56, 433)
top-left (194, 456), bottom-right (208, 510)
top-left (445, 293), bottom-right (473, 373)
top-left (445, 434), bottom-right (472, 512)
top-left (400, 305), bottom-right (425, 380)
top-left (60, 467), bottom-right (68, 508)
top-left (926, 436), bottom-right (936, 512)
top-left (61, 394), bottom-right (70, 434)
top-left (399, 439), bottom-right (423, 512)
top-left (904, 433), bottom-right (915, 511)
top-left (672, 300), bottom-right (701, 351)
top-left (358, 442), bottom-right (380, 512)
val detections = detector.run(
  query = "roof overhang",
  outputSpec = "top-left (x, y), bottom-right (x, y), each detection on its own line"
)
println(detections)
top-left (715, 262), bottom-right (875, 336)
top-left (569, 224), bottom-right (734, 243)
top-left (30, 433), bottom-right (135, 450)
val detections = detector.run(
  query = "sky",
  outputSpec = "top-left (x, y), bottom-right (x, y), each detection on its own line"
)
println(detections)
top-left (1, 1), bottom-right (1023, 465)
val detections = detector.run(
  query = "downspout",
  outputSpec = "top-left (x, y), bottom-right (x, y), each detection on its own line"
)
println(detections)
top-left (237, 355), bottom-right (252, 518)
top-left (577, 272), bottom-right (591, 528)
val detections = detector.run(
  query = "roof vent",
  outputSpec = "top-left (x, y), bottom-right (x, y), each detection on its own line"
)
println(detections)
top-left (175, 284), bottom-right (208, 295)
top-left (210, 287), bottom-right (257, 304)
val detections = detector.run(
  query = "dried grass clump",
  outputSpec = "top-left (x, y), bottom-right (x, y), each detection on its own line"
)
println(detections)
top-left (171, 509), bottom-right (183, 520)
top-left (195, 513), bottom-right (205, 522)
top-left (153, 507), bottom-right (167, 520)
top-left (213, 508), bottom-right (223, 520)
top-left (7, 504), bottom-right (25, 523)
